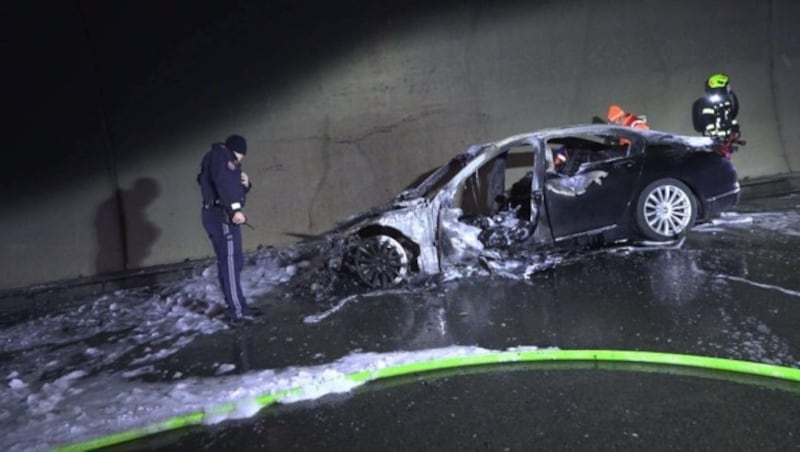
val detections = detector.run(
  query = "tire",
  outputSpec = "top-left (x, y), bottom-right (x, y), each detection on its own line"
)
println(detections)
top-left (349, 235), bottom-right (410, 288)
top-left (635, 178), bottom-right (698, 241)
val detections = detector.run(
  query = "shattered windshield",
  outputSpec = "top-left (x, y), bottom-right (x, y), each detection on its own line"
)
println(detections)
top-left (397, 145), bottom-right (486, 201)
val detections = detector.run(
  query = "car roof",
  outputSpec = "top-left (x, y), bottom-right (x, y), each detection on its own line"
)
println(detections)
top-left (487, 124), bottom-right (714, 151)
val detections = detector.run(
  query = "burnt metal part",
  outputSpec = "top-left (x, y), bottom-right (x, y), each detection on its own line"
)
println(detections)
top-left (313, 124), bottom-right (739, 289)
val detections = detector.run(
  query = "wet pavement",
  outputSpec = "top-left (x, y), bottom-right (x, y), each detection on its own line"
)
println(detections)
top-left (158, 195), bottom-right (800, 372)
top-left (131, 193), bottom-right (800, 450)
top-left (3, 192), bottom-right (800, 451)
top-left (137, 368), bottom-right (800, 451)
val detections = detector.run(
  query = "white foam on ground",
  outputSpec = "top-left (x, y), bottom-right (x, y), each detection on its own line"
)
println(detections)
top-left (0, 247), bottom-right (297, 452)
top-left (715, 274), bottom-right (800, 297)
top-left (2, 209), bottom-right (799, 450)
top-left (695, 210), bottom-right (800, 236)
top-left (1, 345), bottom-right (540, 451)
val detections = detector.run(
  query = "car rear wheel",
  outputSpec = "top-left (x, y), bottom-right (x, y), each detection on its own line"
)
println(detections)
top-left (635, 178), bottom-right (697, 241)
top-left (349, 235), bottom-right (410, 288)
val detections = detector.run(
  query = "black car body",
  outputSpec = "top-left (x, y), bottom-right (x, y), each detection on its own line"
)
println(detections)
top-left (328, 124), bottom-right (739, 288)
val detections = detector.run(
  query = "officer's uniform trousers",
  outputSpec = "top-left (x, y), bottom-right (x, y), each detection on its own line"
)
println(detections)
top-left (202, 206), bottom-right (246, 319)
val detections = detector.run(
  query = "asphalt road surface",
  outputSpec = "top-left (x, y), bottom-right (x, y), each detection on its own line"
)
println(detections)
top-left (135, 193), bottom-right (800, 451)
top-left (3, 192), bottom-right (799, 451)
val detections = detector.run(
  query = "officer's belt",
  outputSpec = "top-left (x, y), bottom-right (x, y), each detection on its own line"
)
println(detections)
top-left (203, 199), bottom-right (222, 209)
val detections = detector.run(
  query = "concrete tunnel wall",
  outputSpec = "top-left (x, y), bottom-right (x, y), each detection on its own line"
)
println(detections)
top-left (2, 0), bottom-right (799, 290)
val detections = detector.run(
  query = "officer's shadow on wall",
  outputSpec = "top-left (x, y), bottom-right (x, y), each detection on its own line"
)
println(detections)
top-left (95, 177), bottom-right (162, 274)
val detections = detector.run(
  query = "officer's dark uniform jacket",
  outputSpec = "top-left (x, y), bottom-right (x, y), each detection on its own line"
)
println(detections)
top-left (197, 142), bottom-right (254, 321)
top-left (198, 143), bottom-right (251, 217)
top-left (692, 91), bottom-right (740, 139)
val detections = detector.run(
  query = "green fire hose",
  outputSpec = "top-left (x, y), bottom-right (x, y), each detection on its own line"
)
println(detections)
top-left (56, 348), bottom-right (800, 451)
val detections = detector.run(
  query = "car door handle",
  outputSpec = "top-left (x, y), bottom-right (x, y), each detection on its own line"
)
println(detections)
top-left (613, 159), bottom-right (634, 169)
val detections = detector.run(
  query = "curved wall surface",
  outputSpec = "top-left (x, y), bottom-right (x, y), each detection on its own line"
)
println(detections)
top-left (2, 0), bottom-right (799, 289)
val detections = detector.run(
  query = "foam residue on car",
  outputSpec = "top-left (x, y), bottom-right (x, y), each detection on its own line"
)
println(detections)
top-left (438, 207), bottom-right (486, 265)
top-left (546, 170), bottom-right (609, 197)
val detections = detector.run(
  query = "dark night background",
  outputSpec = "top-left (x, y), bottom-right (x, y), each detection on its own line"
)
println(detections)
top-left (1, 0), bottom-right (798, 289)
top-left (4, 0), bottom-right (462, 192)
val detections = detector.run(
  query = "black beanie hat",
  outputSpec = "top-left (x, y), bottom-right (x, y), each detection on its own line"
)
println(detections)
top-left (225, 134), bottom-right (247, 155)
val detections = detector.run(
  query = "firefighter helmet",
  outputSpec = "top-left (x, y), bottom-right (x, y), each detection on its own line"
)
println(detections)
top-left (705, 73), bottom-right (730, 93)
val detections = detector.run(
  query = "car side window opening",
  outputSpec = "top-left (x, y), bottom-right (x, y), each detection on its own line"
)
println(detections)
top-left (412, 154), bottom-right (475, 201)
top-left (546, 135), bottom-right (630, 177)
top-left (455, 144), bottom-right (536, 222)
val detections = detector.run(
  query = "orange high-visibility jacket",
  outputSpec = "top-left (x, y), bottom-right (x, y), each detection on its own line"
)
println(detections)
top-left (607, 104), bottom-right (649, 130)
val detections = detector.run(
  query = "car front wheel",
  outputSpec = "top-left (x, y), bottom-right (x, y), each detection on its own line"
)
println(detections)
top-left (635, 178), bottom-right (698, 241)
top-left (349, 235), bottom-right (410, 288)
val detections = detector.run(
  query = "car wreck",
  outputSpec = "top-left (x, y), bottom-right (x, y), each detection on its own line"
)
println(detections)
top-left (300, 124), bottom-right (740, 292)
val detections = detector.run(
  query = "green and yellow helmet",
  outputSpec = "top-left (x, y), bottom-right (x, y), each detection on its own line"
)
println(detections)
top-left (705, 73), bottom-right (730, 93)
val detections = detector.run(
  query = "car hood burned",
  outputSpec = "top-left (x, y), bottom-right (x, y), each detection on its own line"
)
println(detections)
top-left (283, 141), bottom-right (550, 300)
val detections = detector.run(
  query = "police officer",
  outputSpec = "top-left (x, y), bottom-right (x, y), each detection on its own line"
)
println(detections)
top-left (198, 134), bottom-right (261, 324)
top-left (692, 73), bottom-right (740, 139)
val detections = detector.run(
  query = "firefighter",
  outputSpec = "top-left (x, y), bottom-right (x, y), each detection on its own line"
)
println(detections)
top-left (692, 73), bottom-right (740, 140)
top-left (197, 134), bottom-right (261, 325)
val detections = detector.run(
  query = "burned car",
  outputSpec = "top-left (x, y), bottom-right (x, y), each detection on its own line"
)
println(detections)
top-left (325, 124), bottom-right (739, 289)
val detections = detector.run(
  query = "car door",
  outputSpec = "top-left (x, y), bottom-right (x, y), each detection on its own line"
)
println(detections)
top-left (544, 133), bottom-right (644, 240)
